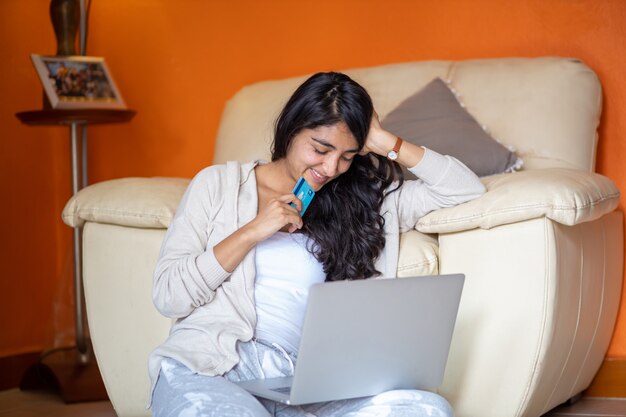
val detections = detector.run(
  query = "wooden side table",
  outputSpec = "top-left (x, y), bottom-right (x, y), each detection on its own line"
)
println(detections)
top-left (15, 108), bottom-right (136, 402)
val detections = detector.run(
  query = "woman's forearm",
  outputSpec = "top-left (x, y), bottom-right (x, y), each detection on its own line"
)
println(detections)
top-left (213, 224), bottom-right (259, 273)
top-left (394, 138), bottom-right (425, 168)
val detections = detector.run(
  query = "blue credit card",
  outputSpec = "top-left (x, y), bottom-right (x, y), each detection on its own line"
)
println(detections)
top-left (290, 176), bottom-right (315, 216)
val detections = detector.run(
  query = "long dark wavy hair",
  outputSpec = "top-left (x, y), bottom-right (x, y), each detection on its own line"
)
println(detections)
top-left (271, 72), bottom-right (403, 281)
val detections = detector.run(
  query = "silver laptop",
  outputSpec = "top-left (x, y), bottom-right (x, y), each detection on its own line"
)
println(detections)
top-left (235, 273), bottom-right (465, 405)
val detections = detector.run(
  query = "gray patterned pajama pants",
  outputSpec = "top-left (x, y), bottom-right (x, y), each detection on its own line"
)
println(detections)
top-left (151, 339), bottom-right (454, 417)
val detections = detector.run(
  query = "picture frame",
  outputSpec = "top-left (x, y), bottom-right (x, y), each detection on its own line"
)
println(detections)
top-left (30, 54), bottom-right (126, 109)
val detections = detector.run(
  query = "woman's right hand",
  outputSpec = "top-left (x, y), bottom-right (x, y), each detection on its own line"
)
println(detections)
top-left (213, 194), bottom-right (302, 273)
top-left (245, 193), bottom-right (303, 242)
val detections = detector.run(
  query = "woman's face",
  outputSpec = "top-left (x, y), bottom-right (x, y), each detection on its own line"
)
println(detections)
top-left (285, 122), bottom-right (360, 191)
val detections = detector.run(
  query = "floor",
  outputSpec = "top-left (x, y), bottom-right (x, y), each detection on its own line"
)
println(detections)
top-left (544, 397), bottom-right (626, 417)
top-left (0, 388), bottom-right (114, 417)
top-left (0, 389), bottom-right (625, 417)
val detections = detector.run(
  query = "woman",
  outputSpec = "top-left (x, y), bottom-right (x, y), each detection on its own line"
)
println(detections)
top-left (150, 72), bottom-right (485, 416)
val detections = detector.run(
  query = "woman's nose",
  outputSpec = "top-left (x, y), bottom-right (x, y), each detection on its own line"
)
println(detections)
top-left (323, 155), bottom-right (340, 177)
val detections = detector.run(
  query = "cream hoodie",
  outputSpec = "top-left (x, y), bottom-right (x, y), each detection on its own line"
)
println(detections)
top-left (148, 148), bottom-right (485, 403)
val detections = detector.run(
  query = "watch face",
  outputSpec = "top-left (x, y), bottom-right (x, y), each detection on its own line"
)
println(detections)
top-left (387, 150), bottom-right (398, 160)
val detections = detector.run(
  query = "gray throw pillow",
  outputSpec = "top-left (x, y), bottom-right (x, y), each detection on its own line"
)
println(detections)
top-left (381, 78), bottom-right (521, 178)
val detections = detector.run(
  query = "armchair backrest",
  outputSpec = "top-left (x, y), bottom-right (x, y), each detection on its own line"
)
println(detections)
top-left (214, 57), bottom-right (602, 172)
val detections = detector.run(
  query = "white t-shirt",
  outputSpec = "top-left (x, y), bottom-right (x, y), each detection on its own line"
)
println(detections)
top-left (254, 231), bottom-right (326, 354)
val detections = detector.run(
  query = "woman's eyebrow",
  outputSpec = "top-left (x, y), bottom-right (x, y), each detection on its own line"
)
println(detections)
top-left (311, 137), bottom-right (360, 153)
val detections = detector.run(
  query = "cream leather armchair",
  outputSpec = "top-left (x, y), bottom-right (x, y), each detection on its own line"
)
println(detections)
top-left (63, 57), bottom-right (623, 417)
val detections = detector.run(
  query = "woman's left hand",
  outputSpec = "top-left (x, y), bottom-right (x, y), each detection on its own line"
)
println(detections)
top-left (361, 111), bottom-right (425, 167)
top-left (361, 111), bottom-right (397, 157)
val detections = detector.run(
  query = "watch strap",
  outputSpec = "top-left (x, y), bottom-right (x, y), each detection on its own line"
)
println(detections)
top-left (387, 137), bottom-right (403, 160)
top-left (392, 137), bottom-right (403, 154)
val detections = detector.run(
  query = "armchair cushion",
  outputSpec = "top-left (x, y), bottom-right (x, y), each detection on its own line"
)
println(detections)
top-left (62, 177), bottom-right (442, 277)
top-left (381, 77), bottom-right (522, 178)
top-left (416, 168), bottom-right (620, 233)
top-left (62, 177), bottom-right (190, 228)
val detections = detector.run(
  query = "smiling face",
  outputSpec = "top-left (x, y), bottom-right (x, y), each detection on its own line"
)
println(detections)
top-left (284, 122), bottom-right (360, 191)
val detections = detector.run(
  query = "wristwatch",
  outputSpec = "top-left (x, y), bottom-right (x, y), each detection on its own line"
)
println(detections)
top-left (387, 137), bottom-right (403, 161)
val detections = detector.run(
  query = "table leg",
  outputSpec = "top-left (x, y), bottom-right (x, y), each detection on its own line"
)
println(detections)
top-left (19, 123), bottom-right (107, 403)
top-left (81, 125), bottom-right (88, 189)
top-left (70, 122), bottom-right (87, 358)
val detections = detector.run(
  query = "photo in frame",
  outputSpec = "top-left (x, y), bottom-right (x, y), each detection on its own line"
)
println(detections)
top-left (31, 54), bottom-right (126, 109)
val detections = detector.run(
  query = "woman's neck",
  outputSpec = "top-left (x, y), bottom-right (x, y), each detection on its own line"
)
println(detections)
top-left (255, 160), bottom-right (295, 196)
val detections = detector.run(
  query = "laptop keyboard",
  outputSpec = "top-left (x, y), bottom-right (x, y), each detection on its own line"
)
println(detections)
top-left (270, 386), bottom-right (292, 395)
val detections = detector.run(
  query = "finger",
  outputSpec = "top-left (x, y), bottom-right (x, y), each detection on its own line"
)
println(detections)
top-left (268, 198), bottom-right (302, 222)
top-left (284, 205), bottom-right (303, 227)
top-left (279, 207), bottom-right (302, 233)
top-left (291, 197), bottom-right (303, 212)
top-left (277, 193), bottom-right (302, 212)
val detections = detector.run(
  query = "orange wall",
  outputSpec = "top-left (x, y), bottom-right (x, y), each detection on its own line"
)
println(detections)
top-left (2, 0), bottom-right (626, 358)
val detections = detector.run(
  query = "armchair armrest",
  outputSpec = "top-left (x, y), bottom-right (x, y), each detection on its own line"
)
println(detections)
top-left (417, 168), bottom-right (620, 234)
top-left (62, 177), bottom-right (190, 228)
